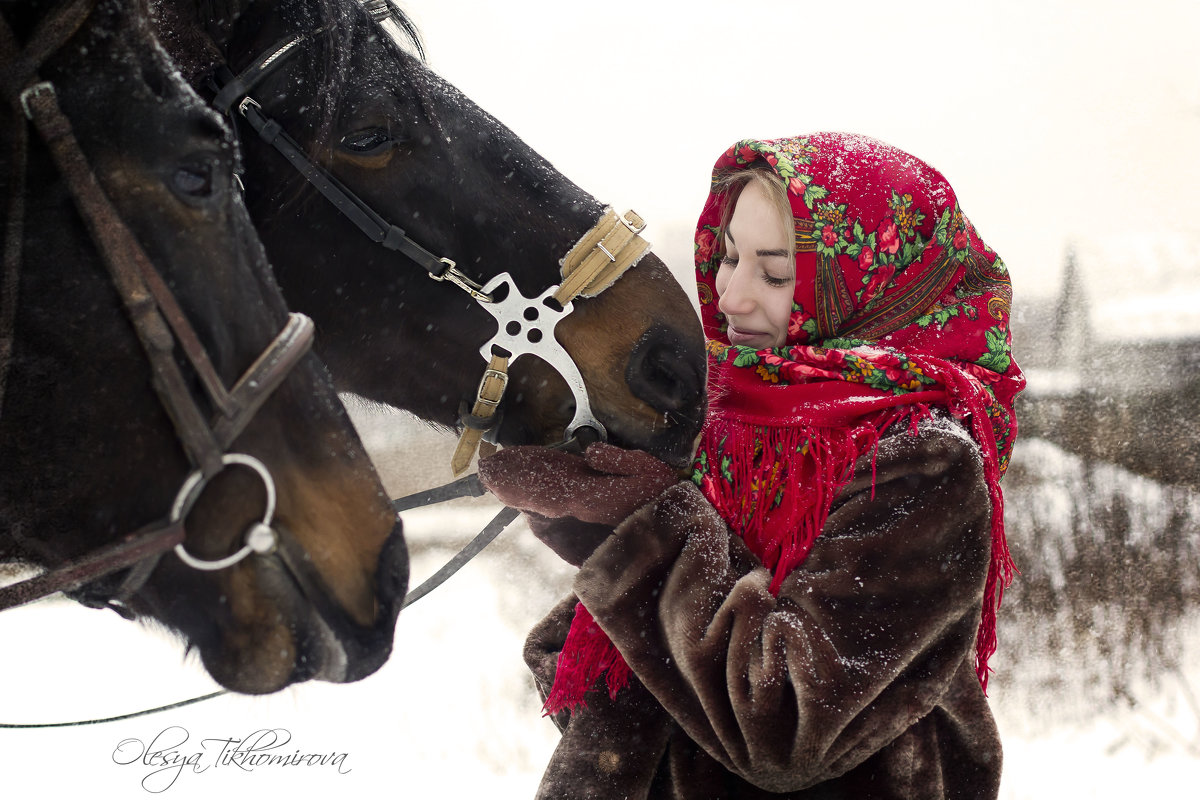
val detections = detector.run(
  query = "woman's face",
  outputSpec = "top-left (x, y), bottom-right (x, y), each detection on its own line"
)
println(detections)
top-left (715, 180), bottom-right (794, 350)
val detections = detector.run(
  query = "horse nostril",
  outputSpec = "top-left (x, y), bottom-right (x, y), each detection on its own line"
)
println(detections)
top-left (626, 324), bottom-right (705, 419)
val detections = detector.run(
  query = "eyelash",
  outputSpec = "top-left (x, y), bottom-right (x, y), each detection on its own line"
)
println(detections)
top-left (720, 257), bottom-right (790, 288)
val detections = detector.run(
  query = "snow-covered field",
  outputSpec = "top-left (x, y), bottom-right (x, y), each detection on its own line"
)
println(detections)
top-left (1, 409), bottom-right (1197, 797)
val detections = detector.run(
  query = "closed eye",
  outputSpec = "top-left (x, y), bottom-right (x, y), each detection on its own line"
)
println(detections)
top-left (172, 164), bottom-right (213, 198)
top-left (339, 127), bottom-right (393, 155)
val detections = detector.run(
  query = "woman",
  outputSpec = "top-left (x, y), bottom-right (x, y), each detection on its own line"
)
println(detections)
top-left (480, 132), bottom-right (1025, 799)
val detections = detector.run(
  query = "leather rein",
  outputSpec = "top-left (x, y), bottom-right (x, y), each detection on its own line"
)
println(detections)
top-left (0, 0), bottom-right (319, 615)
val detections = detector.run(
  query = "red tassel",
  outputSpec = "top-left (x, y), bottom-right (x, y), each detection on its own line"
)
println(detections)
top-left (544, 357), bottom-right (1015, 710)
top-left (543, 602), bottom-right (629, 716)
top-left (904, 355), bottom-right (1017, 694)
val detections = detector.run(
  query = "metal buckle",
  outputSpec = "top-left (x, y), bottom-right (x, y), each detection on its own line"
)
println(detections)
top-left (474, 367), bottom-right (509, 408)
top-left (430, 259), bottom-right (493, 303)
top-left (618, 210), bottom-right (647, 236)
top-left (237, 96), bottom-right (262, 117)
top-left (19, 82), bottom-right (55, 120)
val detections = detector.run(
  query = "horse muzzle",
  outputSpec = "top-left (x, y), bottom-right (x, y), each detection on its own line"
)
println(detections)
top-left (280, 517), bottom-right (408, 685)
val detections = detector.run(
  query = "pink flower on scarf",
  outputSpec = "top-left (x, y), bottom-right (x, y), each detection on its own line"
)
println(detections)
top-left (696, 228), bottom-right (717, 263)
top-left (953, 229), bottom-right (969, 250)
top-left (787, 314), bottom-right (811, 342)
top-left (963, 361), bottom-right (1003, 384)
top-left (782, 362), bottom-right (843, 381)
top-left (821, 224), bottom-right (838, 247)
top-left (788, 176), bottom-right (807, 196)
top-left (795, 345), bottom-right (848, 367)
top-left (862, 264), bottom-right (896, 300)
top-left (858, 245), bottom-right (875, 269)
top-left (878, 218), bottom-right (900, 255)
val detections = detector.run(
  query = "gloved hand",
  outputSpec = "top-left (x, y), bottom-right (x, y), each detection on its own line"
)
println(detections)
top-left (477, 442), bottom-right (681, 526)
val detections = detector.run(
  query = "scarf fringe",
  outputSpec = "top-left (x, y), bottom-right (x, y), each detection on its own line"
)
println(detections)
top-left (543, 602), bottom-right (630, 716)
top-left (699, 411), bottom-right (906, 595)
top-left (905, 355), bottom-right (1017, 693)
top-left (545, 357), bottom-right (1016, 712)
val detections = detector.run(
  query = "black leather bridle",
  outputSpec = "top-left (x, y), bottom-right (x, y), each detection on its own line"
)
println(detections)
top-left (0, 0), bottom-right (323, 615)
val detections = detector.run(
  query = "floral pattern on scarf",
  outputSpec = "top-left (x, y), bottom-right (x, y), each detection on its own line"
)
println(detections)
top-left (694, 133), bottom-right (1023, 479)
top-left (691, 132), bottom-right (1025, 689)
top-left (546, 133), bottom-right (1025, 713)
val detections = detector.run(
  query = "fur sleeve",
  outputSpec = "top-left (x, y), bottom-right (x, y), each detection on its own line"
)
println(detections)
top-left (572, 418), bottom-right (992, 792)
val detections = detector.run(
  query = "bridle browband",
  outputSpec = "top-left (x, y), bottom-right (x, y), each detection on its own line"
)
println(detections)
top-left (208, 22), bottom-right (653, 477)
top-left (0, 0), bottom-right (319, 614)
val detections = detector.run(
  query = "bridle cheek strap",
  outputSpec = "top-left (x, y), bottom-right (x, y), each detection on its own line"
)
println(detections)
top-left (450, 351), bottom-right (509, 476)
top-left (0, 23), bottom-right (318, 610)
top-left (449, 208), bottom-right (650, 476)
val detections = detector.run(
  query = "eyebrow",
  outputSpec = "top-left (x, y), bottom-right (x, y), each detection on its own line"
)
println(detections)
top-left (725, 232), bottom-right (789, 259)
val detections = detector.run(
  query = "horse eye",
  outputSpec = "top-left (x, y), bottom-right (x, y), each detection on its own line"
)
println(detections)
top-left (340, 127), bottom-right (392, 155)
top-left (172, 164), bottom-right (213, 198)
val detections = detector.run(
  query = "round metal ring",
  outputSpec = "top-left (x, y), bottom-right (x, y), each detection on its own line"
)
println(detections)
top-left (170, 453), bottom-right (278, 572)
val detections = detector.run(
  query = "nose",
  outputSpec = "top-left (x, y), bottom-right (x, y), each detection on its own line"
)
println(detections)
top-left (626, 323), bottom-right (706, 421)
top-left (717, 266), bottom-right (755, 317)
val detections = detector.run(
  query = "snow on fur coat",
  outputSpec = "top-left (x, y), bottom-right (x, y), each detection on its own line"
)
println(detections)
top-left (522, 414), bottom-right (1002, 800)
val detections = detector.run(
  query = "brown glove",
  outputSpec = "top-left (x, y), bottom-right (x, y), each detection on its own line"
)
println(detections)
top-left (478, 442), bottom-right (681, 525)
top-left (477, 443), bottom-right (682, 564)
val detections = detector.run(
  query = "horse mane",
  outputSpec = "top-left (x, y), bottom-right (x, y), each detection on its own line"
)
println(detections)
top-left (187, 0), bottom-right (423, 58)
top-left (367, 0), bottom-right (424, 61)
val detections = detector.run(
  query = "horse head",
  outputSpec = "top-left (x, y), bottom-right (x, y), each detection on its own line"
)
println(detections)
top-left (170, 0), bottom-right (707, 468)
top-left (0, 0), bottom-right (406, 693)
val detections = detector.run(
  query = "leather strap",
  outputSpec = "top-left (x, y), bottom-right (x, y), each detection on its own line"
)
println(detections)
top-left (0, 520), bottom-right (185, 612)
top-left (451, 351), bottom-right (509, 476)
top-left (554, 208), bottom-right (649, 306)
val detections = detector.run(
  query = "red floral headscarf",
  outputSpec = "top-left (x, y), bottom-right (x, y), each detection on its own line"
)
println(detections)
top-left (693, 132), bottom-right (1024, 690)
top-left (546, 133), bottom-right (1024, 714)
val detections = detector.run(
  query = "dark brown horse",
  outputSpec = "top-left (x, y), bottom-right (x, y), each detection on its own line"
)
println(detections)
top-left (0, 0), bottom-right (407, 694)
top-left (156, 0), bottom-right (707, 468)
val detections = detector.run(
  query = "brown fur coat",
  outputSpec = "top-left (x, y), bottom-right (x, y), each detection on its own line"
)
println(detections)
top-left (523, 416), bottom-right (1002, 799)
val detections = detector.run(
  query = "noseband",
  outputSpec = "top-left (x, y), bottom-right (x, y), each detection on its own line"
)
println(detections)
top-left (0, 1), bottom-right (318, 614)
top-left (209, 25), bottom-right (652, 477)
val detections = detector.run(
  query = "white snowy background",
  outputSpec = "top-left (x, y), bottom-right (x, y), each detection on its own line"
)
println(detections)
top-left (3, 0), bottom-right (1199, 797)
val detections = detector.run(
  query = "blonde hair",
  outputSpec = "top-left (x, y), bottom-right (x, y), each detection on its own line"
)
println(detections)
top-left (713, 166), bottom-right (795, 262)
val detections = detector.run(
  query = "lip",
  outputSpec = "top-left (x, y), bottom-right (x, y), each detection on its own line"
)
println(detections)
top-left (727, 324), bottom-right (771, 348)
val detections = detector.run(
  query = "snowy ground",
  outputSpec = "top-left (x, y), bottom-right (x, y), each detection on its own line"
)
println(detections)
top-left (1, 407), bottom-right (1197, 797)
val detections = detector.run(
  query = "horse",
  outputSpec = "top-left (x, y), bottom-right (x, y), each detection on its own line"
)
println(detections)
top-left (0, 0), bottom-right (408, 695)
top-left (154, 0), bottom-right (708, 471)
